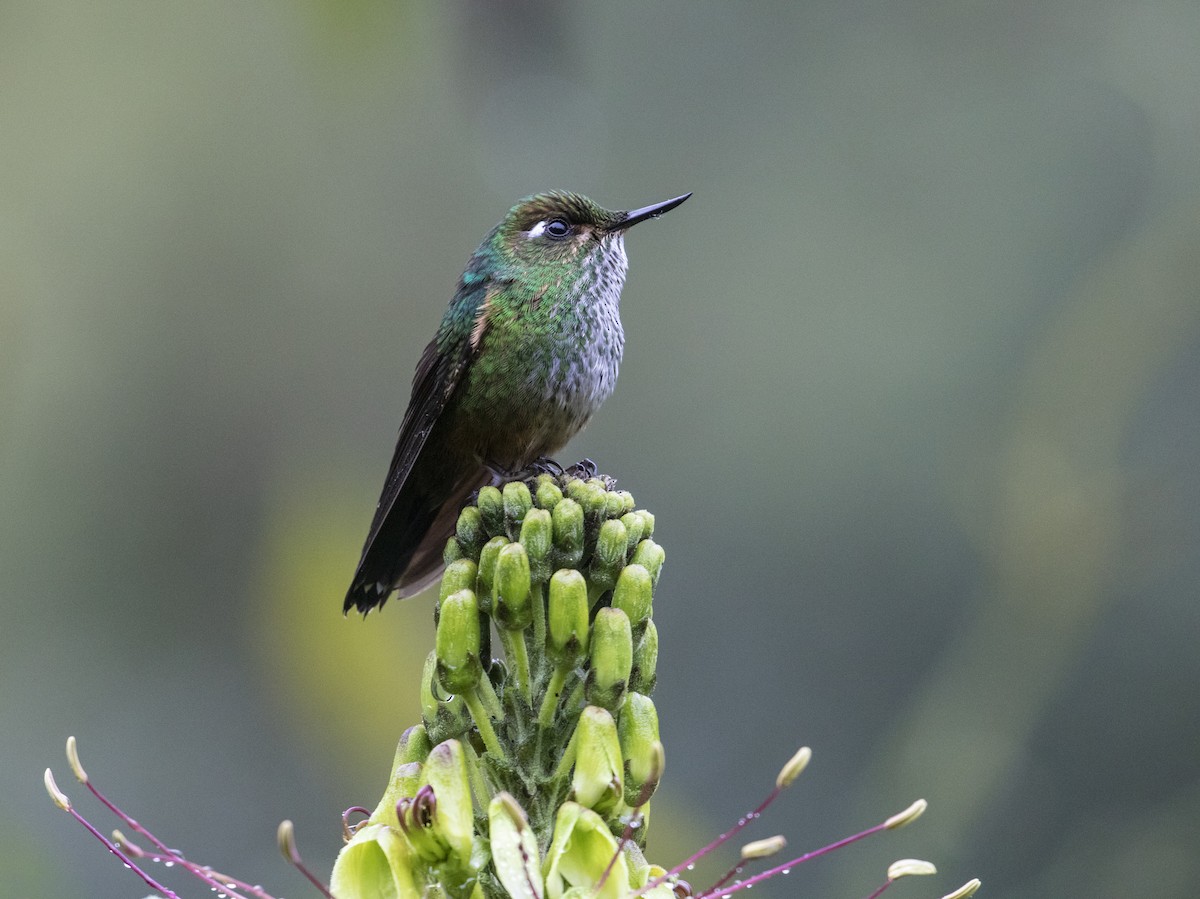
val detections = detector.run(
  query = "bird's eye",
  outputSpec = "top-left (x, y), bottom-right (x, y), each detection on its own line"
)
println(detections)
top-left (544, 218), bottom-right (572, 239)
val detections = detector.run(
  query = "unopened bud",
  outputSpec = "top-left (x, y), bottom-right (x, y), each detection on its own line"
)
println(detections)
top-left (635, 509), bottom-right (655, 537)
top-left (502, 481), bottom-right (533, 536)
top-left (551, 498), bottom-right (585, 569)
top-left (612, 564), bottom-right (653, 630)
top-left (436, 589), bottom-right (483, 695)
top-left (631, 619), bottom-right (658, 694)
top-left (588, 607), bottom-right (633, 710)
top-left (493, 543), bottom-right (532, 631)
top-left (577, 481), bottom-right (610, 520)
top-left (630, 538), bottom-right (665, 585)
top-left (548, 569), bottom-right (590, 667)
top-left (439, 558), bottom-right (478, 604)
top-left (475, 535), bottom-right (510, 613)
top-left (477, 485), bottom-right (505, 536)
top-left (443, 535), bottom-right (466, 566)
top-left (620, 512), bottom-right (646, 550)
top-left (589, 519), bottom-right (629, 593)
top-left (519, 508), bottom-right (553, 582)
top-left (571, 706), bottom-right (623, 814)
top-left (618, 692), bottom-right (661, 804)
top-left (535, 477), bottom-right (563, 511)
top-left (396, 724), bottom-right (433, 765)
top-left (455, 506), bottom-right (486, 556)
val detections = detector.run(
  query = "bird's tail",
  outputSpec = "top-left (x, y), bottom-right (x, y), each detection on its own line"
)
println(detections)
top-left (343, 468), bottom-right (494, 614)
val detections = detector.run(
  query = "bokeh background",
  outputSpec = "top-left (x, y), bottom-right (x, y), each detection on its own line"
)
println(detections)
top-left (4, 2), bottom-right (1199, 896)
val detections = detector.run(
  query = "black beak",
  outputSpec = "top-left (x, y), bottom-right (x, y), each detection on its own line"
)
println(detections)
top-left (613, 192), bottom-right (692, 231)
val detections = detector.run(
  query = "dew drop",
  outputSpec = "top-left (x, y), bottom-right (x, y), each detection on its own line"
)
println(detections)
top-left (686, 863), bottom-right (695, 871)
top-left (163, 861), bottom-right (175, 868)
top-left (781, 868), bottom-right (791, 875)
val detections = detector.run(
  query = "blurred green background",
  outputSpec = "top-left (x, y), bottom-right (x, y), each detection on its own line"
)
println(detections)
top-left (4, 2), bottom-right (1199, 896)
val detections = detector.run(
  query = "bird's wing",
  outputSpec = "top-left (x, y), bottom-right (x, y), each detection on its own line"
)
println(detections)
top-left (345, 271), bottom-right (503, 610)
top-left (358, 310), bottom-right (484, 559)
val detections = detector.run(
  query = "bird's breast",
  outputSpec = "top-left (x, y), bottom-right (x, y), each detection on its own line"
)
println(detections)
top-left (452, 290), bottom-right (624, 468)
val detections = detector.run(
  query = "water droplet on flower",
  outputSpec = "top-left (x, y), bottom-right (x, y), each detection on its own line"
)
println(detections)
top-left (781, 868), bottom-right (791, 875)
top-left (163, 861), bottom-right (175, 868)
top-left (686, 863), bottom-right (695, 871)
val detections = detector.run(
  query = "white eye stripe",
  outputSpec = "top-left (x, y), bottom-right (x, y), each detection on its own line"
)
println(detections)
top-left (527, 220), bottom-right (548, 239)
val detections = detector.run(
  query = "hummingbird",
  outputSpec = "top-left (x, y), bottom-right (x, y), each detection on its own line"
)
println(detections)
top-left (344, 190), bottom-right (691, 614)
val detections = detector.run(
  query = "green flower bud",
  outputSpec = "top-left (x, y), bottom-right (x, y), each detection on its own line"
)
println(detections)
top-left (436, 589), bottom-right (483, 695)
top-left (588, 607), bottom-right (633, 711)
top-left (535, 476), bottom-right (563, 510)
top-left (604, 490), bottom-right (627, 519)
top-left (369, 724), bottom-right (432, 827)
top-left (397, 723), bottom-right (434, 765)
top-left (422, 650), bottom-right (470, 743)
top-left (439, 558), bottom-right (478, 604)
top-left (477, 485), bottom-right (505, 537)
top-left (487, 793), bottom-right (544, 899)
top-left (612, 564), bottom-right (653, 630)
top-left (630, 619), bottom-right (658, 695)
top-left (589, 519), bottom-right (629, 593)
top-left (548, 569), bottom-right (590, 667)
top-left (630, 538), bottom-right (665, 586)
top-left (443, 535), bottom-right (466, 567)
top-left (564, 477), bottom-right (590, 503)
top-left (544, 801), bottom-right (629, 899)
top-left (570, 706), bottom-right (624, 814)
top-left (475, 535), bottom-right (510, 614)
top-left (455, 505), bottom-right (486, 557)
top-left (502, 481), bottom-right (533, 535)
top-left (493, 542), bottom-right (532, 631)
top-left (635, 509), bottom-right (655, 537)
top-left (618, 692), bottom-right (662, 805)
top-left (577, 481), bottom-right (610, 520)
top-left (330, 822), bottom-right (420, 899)
top-left (620, 512), bottom-right (646, 551)
top-left (519, 507), bottom-right (553, 583)
top-left (551, 498), bottom-right (585, 570)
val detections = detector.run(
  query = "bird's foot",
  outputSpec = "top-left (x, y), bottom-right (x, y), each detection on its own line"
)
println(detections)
top-left (486, 456), bottom-right (608, 487)
top-left (564, 458), bottom-right (598, 479)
